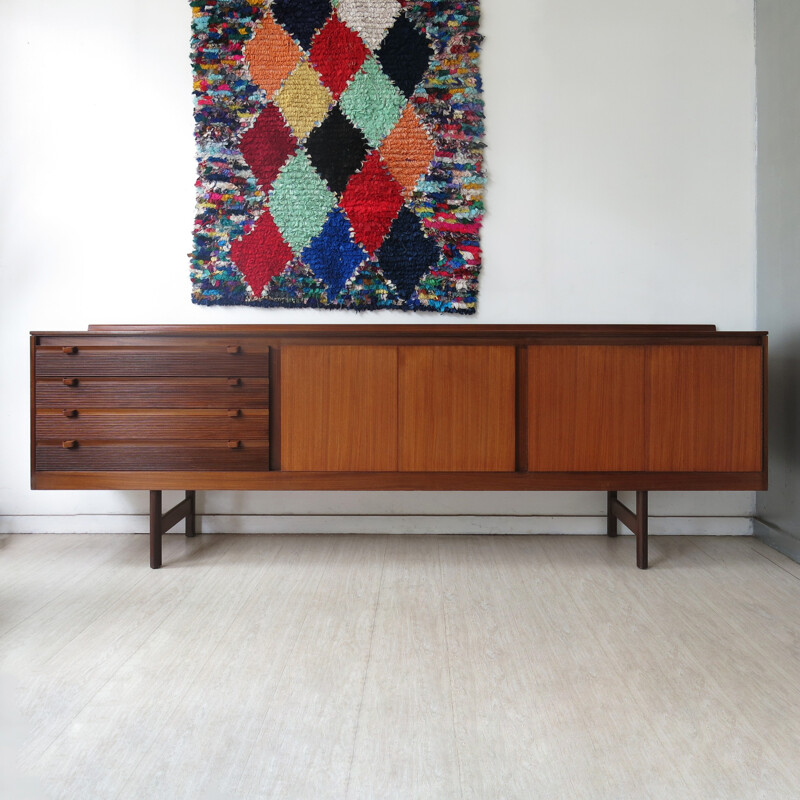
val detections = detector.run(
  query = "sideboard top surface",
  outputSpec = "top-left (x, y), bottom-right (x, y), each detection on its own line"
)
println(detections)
top-left (31, 324), bottom-right (767, 347)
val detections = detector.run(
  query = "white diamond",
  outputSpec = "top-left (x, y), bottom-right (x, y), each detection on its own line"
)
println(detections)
top-left (337, 0), bottom-right (401, 51)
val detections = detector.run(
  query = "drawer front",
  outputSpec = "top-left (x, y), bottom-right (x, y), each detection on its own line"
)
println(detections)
top-left (36, 378), bottom-right (269, 408)
top-left (36, 409), bottom-right (269, 440)
top-left (36, 440), bottom-right (269, 471)
top-left (35, 345), bottom-right (269, 377)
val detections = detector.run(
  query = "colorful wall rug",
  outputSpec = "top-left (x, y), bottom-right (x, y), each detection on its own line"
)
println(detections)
top-left (190, 0), bottom-right (484, 313)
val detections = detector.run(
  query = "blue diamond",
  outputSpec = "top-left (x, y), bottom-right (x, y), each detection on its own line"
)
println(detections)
top-left (302, 207), bottom-right (367, 296)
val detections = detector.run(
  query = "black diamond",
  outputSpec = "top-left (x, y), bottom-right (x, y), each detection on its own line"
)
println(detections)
top-left (305, 106), bottom-right (370, 195)
top-left (271, 0), bottom-right (332, 51)
top-left (376, 14), bottom-right (433, 98)
top-left (376, 207), bottom-right (441, 299)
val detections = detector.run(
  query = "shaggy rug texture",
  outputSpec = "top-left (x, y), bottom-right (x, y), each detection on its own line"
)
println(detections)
top-left (190, 0), bottom-right (484, 313)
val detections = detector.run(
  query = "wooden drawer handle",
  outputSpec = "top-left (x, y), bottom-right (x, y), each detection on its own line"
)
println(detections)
top-left (62, 440), bottom-right (78, 449)
top-left (62, 346), bottom-right (78, 355)
top-left (227, 345), bottom-right (241, 354)
top-left (228, 440), bottom-right (241, 449)
top-left (227, 408), bottom-right (241, 417)
top-left (63, 409), bottom-right (78, 418)
top-left (62, 378), bottom-right (79, 387)
top-left (227, 377), bottom-right (241, 386)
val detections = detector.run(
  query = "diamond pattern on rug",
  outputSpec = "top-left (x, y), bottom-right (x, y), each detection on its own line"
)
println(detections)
top-left (340, 150), bottom-right (404, 254)
top-left (376, 13), bottom-right (432, 97)
top-left (338, 57), bottom-right (405, 147)
top-left (376, 206), bottom-right (441, 299)
top-left (271, 0), bottom-right (333, 51)
top-left (275, 61), bottom-right (333, 141)
top-left (229, 208), bottom-right (294, 296)
top-left (309, 13), bottom-right (369, 99)
top-left (245, 13), bottom-right (304, 99)
top-left (305, 105), bottom-right (369, 195)
top-left (239, 103), bottom-right (298, 189)
top-left (336, 0), bottom-right (401, 51)
top-left (270, 151), bottom-right (338, 254)
top-left (378, 105), bottom-right (434, 196)
top-left (302, 207), bottom-right (368, 296)
top-left (191, 0), bottom-right (484, 313)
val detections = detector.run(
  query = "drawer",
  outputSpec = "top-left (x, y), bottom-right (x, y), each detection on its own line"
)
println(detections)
top-left (35, 409), bottom-right (269, 440)
top-left (35, 344), bottom-right (269, 377)
top-left (36, 440), bottom-right (269, 471)
top-left (36, 377), bottom-right (269, 408)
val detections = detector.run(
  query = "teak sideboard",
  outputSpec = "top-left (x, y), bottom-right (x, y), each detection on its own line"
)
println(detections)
top-left (30, 324), bottom-right (768, 570)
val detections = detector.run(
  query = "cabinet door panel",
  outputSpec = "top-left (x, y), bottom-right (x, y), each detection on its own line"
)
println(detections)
top-left (281, 346), bottom-right (398, 471)
top-left (399, 346), bottom-right (515, 472)
top-left (528, 346), bottom-right (646, 471)
top-left (648, 346), bottom-right (763, 471)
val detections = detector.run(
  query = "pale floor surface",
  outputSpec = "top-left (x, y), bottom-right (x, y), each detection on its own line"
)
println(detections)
top-left (1, 533), bottom-right (799, 800)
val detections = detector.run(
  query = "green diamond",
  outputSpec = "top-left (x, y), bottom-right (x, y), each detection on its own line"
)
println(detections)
top-left (269, 152), bottom-right (337, 254)
top-left (339, 58), bottom-right (406, 148)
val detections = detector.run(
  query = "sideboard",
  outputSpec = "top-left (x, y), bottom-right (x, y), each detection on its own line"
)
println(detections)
top-left (30, 324), bottom-right (768, 569)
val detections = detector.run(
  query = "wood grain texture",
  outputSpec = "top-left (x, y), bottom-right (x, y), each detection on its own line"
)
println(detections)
top-left (281, 346), bottom-right (398, 471)
top-left (31, 470), bottom-right (768, 492)
top-left (648, 346), bottom-right (763, 471)
top-left (29, 328), bottom-right (768, 492)
top-left (398, 345), bottom-right (516, 472)
top-left (36, 441), bottom-right (269, 471)
top-left (36, 377), bottom-right (269, 408)
top-left (35, 409), bottom-right (269, 440)
top-left (268, 345), bottom-right (282, 470)
top-left (35, 346), bottom-right (269, 376)
top-left (528, 345), bottom-right (647, 471)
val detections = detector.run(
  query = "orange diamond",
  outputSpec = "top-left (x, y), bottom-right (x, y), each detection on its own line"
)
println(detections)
top-left (378, 105), bottom-right (435, 196)
top-left (245, 13), bottom-right (304, 99)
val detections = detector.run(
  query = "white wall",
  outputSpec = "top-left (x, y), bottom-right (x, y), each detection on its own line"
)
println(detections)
top-left (0, 0), bottom-right (757, 533)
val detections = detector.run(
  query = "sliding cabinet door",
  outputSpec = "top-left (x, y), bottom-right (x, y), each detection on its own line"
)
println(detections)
top-left (528, 345), bottom-right (646, 471)
top-left (398, 346), bottom-right (516, 472)
top-left (281, 346), bottom-right (398, 471)
top-left (647, 346), bottom-right (763, 471)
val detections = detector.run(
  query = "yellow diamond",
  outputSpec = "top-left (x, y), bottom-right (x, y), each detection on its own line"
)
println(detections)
top-left (275, 62), bottom-right (333, 141)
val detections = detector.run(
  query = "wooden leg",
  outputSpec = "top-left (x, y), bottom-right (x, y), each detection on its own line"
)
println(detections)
top-left (636, 491), bottom-right (648, 570)
top-left (149, 490), bottom-right (198, 568)
top-left (607, 491), bottom-right (618, 537)
top-left (607, 490), bottom-right (649, 569)
top-left (150, 490), bottom-right (162, 570)
top-left (185, 490), bottom-right (196, 537)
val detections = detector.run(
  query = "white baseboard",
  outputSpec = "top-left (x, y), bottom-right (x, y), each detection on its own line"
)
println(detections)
top-left (0, 514), bottom-right (754, 536)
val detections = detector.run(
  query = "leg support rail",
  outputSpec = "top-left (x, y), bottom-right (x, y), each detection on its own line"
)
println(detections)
top-left (607, 490), bottom-right (648, 569)
top-left (150, 490), bottom-right (196, 569)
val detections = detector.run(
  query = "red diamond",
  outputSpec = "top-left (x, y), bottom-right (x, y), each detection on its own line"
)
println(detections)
top-left (229, 209), bottom-right (293, 294)
top-left (340, 151), bottom-right (404, 255)
top-left (239, 103), bottom-right (297, 189)
top-left (309, 13), bottom-right (369, 100)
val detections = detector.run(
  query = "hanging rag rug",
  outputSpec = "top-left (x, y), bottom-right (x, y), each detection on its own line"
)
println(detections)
top-left (190, 0), bottom-right (484, 313)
